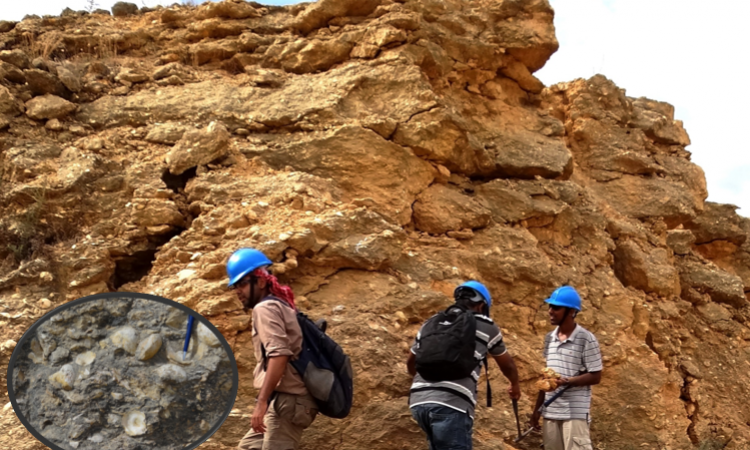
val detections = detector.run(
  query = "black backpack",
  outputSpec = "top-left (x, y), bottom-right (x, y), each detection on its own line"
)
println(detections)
top-left (415, 304), bottom-right (478, 381)
top-left (259, 298), bottom-right (353, 419)
top-left (414, 304), bottom-right (493, 406)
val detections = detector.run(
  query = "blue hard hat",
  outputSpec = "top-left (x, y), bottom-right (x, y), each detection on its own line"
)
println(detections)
top-left (226, 248), bottom-right (272, 287)
top-left (545, 286), bottom-right (582, 311)
top-left (454, 280), bottom-right (492, 308)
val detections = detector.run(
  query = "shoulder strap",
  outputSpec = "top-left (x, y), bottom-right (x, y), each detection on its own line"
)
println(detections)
top-left (483, 356), bottom-right (492, 407)
top-left (257, 296), bottom-right (289, 372)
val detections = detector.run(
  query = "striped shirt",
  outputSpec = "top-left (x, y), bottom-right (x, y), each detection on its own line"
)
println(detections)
top-left (409, 312), bottom-right (507, 419)
top-left (542, 325), bottom-right (602, 421)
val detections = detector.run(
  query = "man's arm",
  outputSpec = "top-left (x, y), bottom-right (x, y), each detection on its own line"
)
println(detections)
top-left (250, 302), bottom-right (296, 433)
top-left (251, 355), bottom-right (290, 433)
top-left (559, 371), bottom-right (601, 387)
top-left (407, 352), bottom-right (416, 376)
top-left (491, 352), bottom-right (521, 399)
top-left (530, 390), bottom-right (545, 428)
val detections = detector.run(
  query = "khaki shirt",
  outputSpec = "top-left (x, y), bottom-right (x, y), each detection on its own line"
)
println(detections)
top-left (252, 297), bottom-right (307, 395)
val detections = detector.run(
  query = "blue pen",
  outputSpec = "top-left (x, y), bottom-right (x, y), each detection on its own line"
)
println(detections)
top-left (182, 315), bottom-right (194, 361)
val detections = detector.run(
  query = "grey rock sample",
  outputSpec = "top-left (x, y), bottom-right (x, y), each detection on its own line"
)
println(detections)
top-left (11, 296), bottom-right (234, 450)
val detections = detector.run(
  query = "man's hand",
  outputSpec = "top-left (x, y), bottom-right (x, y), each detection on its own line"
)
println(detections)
top-left (251, 400), bottom-right (268, 433)
top-left (557, 372), bottom-right (601, 388)
top-left (253, 355), bottom-right (290, 433)
top-left (529, 390), bottom-right (545, 430)
top-left (507, 382), bottom-right (521, 400)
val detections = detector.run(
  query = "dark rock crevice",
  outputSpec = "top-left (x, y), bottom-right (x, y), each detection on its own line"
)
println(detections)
top-left (109, 226), bottom-right (185, 290)
top-left (161, 166), bottom-right (197, 194)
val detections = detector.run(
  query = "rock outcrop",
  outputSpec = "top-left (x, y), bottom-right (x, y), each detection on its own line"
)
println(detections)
top-left (0, 1), bottom-right (748, 450)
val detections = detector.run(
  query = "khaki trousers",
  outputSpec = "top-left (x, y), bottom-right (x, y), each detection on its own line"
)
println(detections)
top-left (542, 419), bottom-right (593, 450)
top-left (237, 392), bottom-right (318, 450)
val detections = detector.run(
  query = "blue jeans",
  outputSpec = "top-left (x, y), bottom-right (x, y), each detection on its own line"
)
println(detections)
top-left (411, 404), bottom-right (473, 450)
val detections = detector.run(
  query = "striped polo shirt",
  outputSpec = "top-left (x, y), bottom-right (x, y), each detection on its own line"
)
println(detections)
top-left (409, 312), bottom-right (507, 420)
top-left (542, 324), bottom-right (602, 421)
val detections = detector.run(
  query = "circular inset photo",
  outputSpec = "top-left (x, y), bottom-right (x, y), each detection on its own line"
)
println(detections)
top-left (6, 292), bottom-right (239, 450)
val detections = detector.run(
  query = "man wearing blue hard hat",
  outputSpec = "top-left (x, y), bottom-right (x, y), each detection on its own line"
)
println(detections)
top-left (228, 248), bottom-right (318, 450)
top-left (407, 280), bottom-right (521, 450)
top-left (529, 286), bottom-right (602, 450)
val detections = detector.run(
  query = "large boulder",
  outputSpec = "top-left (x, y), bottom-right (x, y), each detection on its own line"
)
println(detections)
top-left (25, 95), bottom-right (77, 120)
top-left (475, 179), bottom-right (575, 225)
top-left (0, 21), bottom-right (17, 33)
top-left (666, 229), bottom-right (696, 255)
top-left (292, 0), bottom-right (383, 34)
top-left (678, 259), bottom-right (747, 308)
top-left (684, 202), bottom-right (747, 246)
top-left (56, 66), bottom-right (82, 93)
top-left (613, 239), bottom-right (680, 297)
top-left (413, 184), bottom-right (491, 235)
top-left (0, 85), bottom-right (22, 117)
top-left (166, 122), bottom-right (231, 175)
top-left (630, 97), bottom-right (690, 146)
top-left (24, 69), bottom-right (68, 97)
top-left (249, 126), bottom-right (435, 226)
top-left (487, 0), bottom-right (558, 72)
top-left (491, 132), bottom-right (572, 179)
top-left (592, 176), bottom-right (701, 225)
top-left (188, 40), bottom-right (239, 66)
top-left (1, 61), bottom-right (26, 84)
top-left (77, 61), bottom-right (436, 131)
top-left (0, 49), bottom-right (30, 70)
top-left (276, 38), bottom-right (353, 74)
top-left (112, 2), bottom-right (139, 17)
top-left (393, 108), bottom-right (494, 175)
top-left (199, 1), bottom-right (261, 19)
top-left (312, 209), bottom-right (407, 270)
top-left (145, 123), bottom-right (187, 145)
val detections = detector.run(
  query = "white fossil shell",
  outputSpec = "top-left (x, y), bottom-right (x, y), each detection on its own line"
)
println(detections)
top-left (48, 364), bottom-right (76, 390)
top-left (75, 351), bottom-right (96, 366)
top-left (197, 322), bottom-right (221, 348)
top-left (30, 338), bottom-right (43, 356)
top-left (110, 326), bottom-right (138, 355)
top-left (155, 364), bottom-right (187, 384)
top-left (135, 334), bottom-right (162, 361)
top-left (88, 433), bottom-right (104, 443)
top-left (122, 411), bottom-right (147, 436)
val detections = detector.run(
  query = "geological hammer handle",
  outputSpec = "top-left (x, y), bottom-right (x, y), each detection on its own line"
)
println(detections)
top-left (542, 384), bottom-right (572, 408)
top-left (541, 369), bottom-right (587, 410)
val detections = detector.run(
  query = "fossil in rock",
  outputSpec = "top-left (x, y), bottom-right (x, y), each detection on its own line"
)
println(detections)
top-left (10, 294), bottom-right (237, 450)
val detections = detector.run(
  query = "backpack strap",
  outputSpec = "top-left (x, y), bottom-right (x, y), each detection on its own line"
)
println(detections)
top-left (483, 357), bottom-right (492, 407)
top-left (256, 296), bottom-right (291, 372)
top-left (261, 342), bottom-right (268, 372)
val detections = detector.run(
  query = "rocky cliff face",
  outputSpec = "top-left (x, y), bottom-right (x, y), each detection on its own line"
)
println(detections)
top-left (0, 1), bottom-right (748, 449)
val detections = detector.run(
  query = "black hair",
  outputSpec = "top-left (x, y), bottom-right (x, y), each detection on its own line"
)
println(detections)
top-left (455, 296), bottom-right (473, 309)
top-left (456, 296), bottom-right (489, 315)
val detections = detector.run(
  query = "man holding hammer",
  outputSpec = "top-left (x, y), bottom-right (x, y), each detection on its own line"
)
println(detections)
top-left (529, 286), bottom-right (602, 450)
